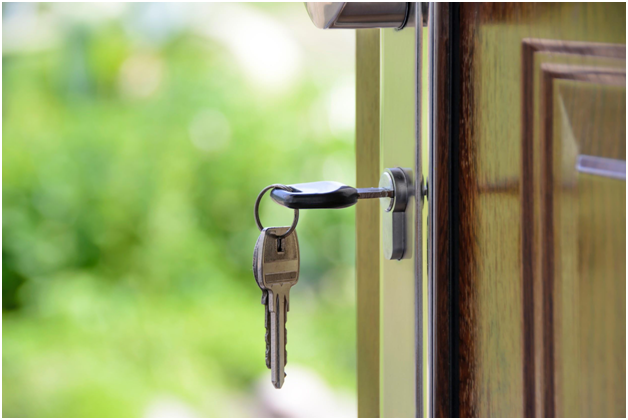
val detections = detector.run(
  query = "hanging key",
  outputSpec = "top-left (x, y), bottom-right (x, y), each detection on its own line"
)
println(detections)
top-left (254, 185), bottom-right (300, 387)
top-left (255, 226), bottom-right (299, 389)
top-left (251, 172), bottom-right (418, 389)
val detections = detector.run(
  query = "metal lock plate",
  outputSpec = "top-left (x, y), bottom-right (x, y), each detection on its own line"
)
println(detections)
top-left (379, 167), bottom-right (411, 260)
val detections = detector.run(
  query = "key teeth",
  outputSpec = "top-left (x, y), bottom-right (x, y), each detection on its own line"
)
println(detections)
top-left (265, 302), bottom-right (271, 369)
top-left (285, 325), bottom-right (288, 366)
top-left (265, 332), bottom-right (271, 369)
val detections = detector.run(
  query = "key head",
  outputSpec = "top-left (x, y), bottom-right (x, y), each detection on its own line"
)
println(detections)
top-left (257, 227), bottom-right (300, 295)
top-left (270, 181), bottom-right (358, 209)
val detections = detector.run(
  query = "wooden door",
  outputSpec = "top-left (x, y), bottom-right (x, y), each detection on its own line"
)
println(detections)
top-left (431, 3), bottom-right (626, 417)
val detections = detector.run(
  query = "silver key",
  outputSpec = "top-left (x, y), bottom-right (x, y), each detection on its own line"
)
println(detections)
top-left (256, 226), bottom-right (299, 389)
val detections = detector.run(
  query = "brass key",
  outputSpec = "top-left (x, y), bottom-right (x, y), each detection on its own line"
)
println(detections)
top-left (254, 226), bottom-right (299, 389)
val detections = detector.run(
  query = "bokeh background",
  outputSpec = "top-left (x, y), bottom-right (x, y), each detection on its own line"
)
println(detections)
top-left (2, 2), bottom-right (357, 417)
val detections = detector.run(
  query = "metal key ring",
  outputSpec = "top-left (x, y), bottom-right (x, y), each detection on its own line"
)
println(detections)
top-left (254, 184), bottom-right (299, 238)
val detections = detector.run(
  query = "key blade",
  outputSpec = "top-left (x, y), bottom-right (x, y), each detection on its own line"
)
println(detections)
top-left (270, 288), bottom-right (289, 389)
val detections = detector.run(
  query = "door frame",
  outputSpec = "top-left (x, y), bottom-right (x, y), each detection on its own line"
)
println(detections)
top-left (355, 3), bottom-right (426, 417)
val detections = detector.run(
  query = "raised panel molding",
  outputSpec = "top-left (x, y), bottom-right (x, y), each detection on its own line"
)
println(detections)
top-left (521, 39), bottom-right (626, 418)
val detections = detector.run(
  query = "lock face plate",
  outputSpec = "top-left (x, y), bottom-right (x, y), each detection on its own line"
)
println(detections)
top-left (380, 168), bottom-right (411, 260)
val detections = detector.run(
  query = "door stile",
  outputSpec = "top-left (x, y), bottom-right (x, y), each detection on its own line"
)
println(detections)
top-left (379, 3), bottom-right (424, 417)
top-left (356, 28), bottom-right (381, 419)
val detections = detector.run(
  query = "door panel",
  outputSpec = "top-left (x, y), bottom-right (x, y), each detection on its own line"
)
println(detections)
top-left (522, 41), bottom-right (626, 417)
top-left (545, 70), bottom-right (626, 418)
top-left (432, 3), bottom-right (626, 417)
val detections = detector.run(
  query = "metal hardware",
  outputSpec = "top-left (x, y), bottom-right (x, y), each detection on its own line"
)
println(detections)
top-left (305, 2), bottom-right (428, 30)
top-left (427, 3), bottom-right (436, 417)
top-left (270, 181), bottom-right (392, 209)
top-left (253, 226), bottom-right (300, 389)
top-left (413, 4), bottom-right (426, 416)
top-left (254, 184), bottom-right (299, 238)
top-left (379, 168), bottom-right (411, 260)
top-left (576, 155), bottom-right (626, 180)
top-left (357, 187), bottom-right (395, 200)
top-left (267, 167), bottom-right (411, 260)
top-left (421, 2), bottom-right (429, 26)
top-left (395, 2), bottom-right (411, 31)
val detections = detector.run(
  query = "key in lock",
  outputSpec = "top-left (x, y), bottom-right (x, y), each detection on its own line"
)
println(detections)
top-left (270, 167), bottom-right (419, 260)
top-left (252, 169), bottom-right (424, 389)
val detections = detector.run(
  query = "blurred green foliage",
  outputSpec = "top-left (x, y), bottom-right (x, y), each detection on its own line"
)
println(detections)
top-left (3, 3), bottom-right (356, 417)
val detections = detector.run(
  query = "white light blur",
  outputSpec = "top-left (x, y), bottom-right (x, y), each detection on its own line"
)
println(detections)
top-left (122, 3), bottom-right (187, 47)
top-left (50, 2), bottom-right (127, 24)
top-left (189, 3), bottom-right (304, 95)
top-left (3, 3), bottom-right (127, 54)
top-left (327, 76), bottom-right (356, 139)
top-left (143, 395), bottom-right (199, 418)
top-left (255, 365), bottom-right (356, 417)
top-left (2, 3), bottom-right (59, 53)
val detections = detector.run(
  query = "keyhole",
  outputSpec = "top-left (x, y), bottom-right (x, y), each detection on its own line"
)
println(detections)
top-left (277, 237), bottom-right (284, 253)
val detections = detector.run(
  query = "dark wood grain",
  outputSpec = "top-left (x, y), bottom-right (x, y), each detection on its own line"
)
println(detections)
top-left (456, 4), bottom-right (480, 418)
top-left (432, 3), bottom-right (452, 418)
